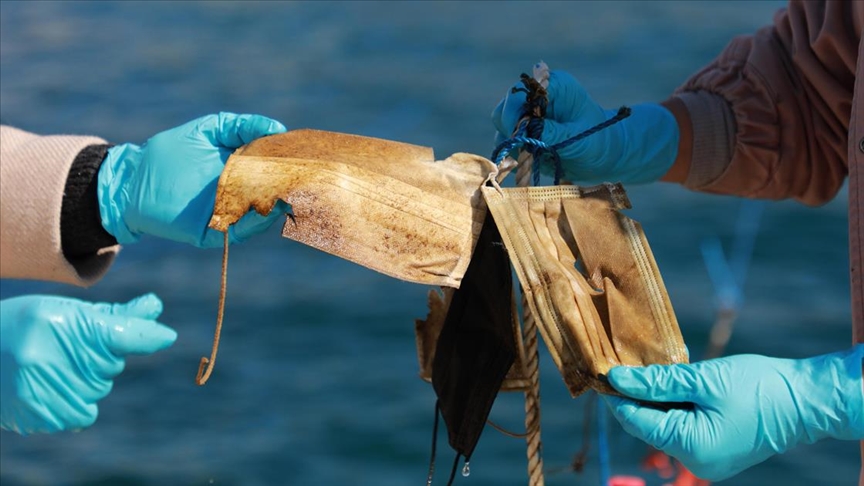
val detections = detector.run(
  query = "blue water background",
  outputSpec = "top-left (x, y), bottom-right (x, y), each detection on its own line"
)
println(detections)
top-left (0, 1), bottom-right (856, 485)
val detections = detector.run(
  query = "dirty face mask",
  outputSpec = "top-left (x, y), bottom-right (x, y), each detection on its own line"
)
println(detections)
top-left (197, 129), bottom-right (498, 385)
top-left (210, 129), bottom-right (497, 288)
top-left (415, 285), bottom-right (530, 393)
top-left (428, 213), bottom-right (517, 463)
top-left (480, 182), bottom-right (688, 396)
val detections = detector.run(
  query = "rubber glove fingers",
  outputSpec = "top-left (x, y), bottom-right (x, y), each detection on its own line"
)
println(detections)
top-left (228, 199), bottom-right (292, 244)
top-left (601, 347), bottom-right (864, 481)
top-left (490, 68), bottom-right (606, 181)
top-left (491, 69), bottom-right (605, 155)
top-left (91, 291), bottom-right (163, 319)
top-left (99, 112), bottom-right (288, 247)
top-left (490, 84), bottom-right (524, 140)
top-left (606, 361), bottom-right (709, 404)
top-left (92, 294), bottom-right (177, 356)
top-left (543, 102), bottom-right (679, 184)
top-left (0, 294), bottom-right (176, 435)
top-left (544, 70), bottom-right (607, 131)
top-left (196, 112), bottom-right (288, 149)
top-left (492, 66), bottom-right (678, 184)
top-left (198, 199), bottom-right (291, 248)
top-left (601, 358), bottom-right (778, 481)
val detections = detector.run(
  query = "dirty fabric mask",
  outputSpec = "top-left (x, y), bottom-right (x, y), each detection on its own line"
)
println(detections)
top-left (197, 129), bottom-right (498, 385)
top-left (415, 286), bottom-right (530, 393)
top-left (481, 183), bottom-right (688, 396)
top-left (209, 129), bottom-right (497, 288)
top-left (431, 211), bottom-right (516, 462)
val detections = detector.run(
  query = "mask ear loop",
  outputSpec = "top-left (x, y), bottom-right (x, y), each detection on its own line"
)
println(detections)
top-left (426, 400), bottom-right (473, 486)
top-left (196, 230), bottom-right (229, 385)
top-left (426, 400), bottom-right (441, 486)
top-left (445, 452), bottom-right (463, 486)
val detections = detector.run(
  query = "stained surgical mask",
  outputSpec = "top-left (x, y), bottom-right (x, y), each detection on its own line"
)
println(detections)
top-left (207, 128), bottom-right (688, 397)
top-left (203, 129), bottom-right (688, 471)
top-left (480, 182), bottom-right (688, 396)
top-left (210, 129), bottom-right (497, 288)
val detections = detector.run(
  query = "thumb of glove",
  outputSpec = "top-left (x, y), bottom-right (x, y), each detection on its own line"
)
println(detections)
top-left (92, 293), bottom-right (164, 320)
top-left (607, 364), bottom-right (702, 403)
top-left (229, 199), bottom-right (290, 243)
top-left (93, 296), bottom-right (177, 357)
top-left (199, 112), bottom-right (288, 149)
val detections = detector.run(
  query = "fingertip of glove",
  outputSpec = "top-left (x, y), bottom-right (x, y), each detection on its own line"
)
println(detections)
top-left (125, 293), bottom-right (164, 318)
top-left (153, 323), bottom-right (178, 350)
top-left (265, 118), bottom-right (287, 135)
top-left (247, 113), bottom-right (287, 134)
top-left (227, 205), bottom-right (285, 244)
top-left (606, 366), bottom-right (646, 393)
top-left (129, 320), bottom-right (178, 354)
top-left (491, 98), bottom-right (505, 121)
top-left (103, 315), bottom-right (178, 356)
top-left (238, 114), bottom-right (288, 143)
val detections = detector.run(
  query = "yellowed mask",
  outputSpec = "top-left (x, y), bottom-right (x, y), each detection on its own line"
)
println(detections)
top-left (481, 182), bottom-right (688, 396)
top-left (210, 129), bottom-right (497, 288)
top-left (202, 129), bottom-right (687, 398)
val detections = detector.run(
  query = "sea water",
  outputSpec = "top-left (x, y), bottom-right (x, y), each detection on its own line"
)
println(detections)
top-left (1, 2), bottom-right (854, 485)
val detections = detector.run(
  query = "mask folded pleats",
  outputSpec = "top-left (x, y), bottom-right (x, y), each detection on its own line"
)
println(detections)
top-left (481, 183), bottom-right (687, 396)
top-left (209, 129), bottom-right (497, 288)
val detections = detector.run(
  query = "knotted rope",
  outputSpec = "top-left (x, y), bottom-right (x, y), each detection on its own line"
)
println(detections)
top-left (512, 72), bottom-right (548, 486)
top-left (491, 106), bottom-right (632, 168)
top-left (491, 69), bottom-right (631, 486)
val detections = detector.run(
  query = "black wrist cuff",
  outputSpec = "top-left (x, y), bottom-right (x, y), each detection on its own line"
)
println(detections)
top-left (61, 144), bottom-right (118, 259)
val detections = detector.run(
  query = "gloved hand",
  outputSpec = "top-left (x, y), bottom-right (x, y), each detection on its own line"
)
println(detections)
top-left (602, 345), bottom-right (864, 481)
top-left (491, 68), bottom-right (679, 184)
top-left (0, 293), bottom-right (177, 435)
top-left (99, 112), bottom-right (290, 248)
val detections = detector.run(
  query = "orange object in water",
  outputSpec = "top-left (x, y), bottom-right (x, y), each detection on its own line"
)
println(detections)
top-left (670, 467), bottom-right (711, 486)
top-left (608, 476), bottom-right (646, 486)
top-left (642, 448), bottom-right (711, 486)
top-left (642, 448), bottom-right (674, 479)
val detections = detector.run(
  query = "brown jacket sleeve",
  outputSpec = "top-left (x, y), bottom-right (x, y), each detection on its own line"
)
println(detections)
top-left (672, 0), bottom-right (861, 206)
top-left (0, 125), bottom-right (119, 286)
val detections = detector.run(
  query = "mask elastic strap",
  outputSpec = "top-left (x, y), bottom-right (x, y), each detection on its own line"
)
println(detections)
top-left (445, 452), bottom-right (463, 486)
top-left (196, 230), bottom-right (229, 385)
top-left (426, 400), bottom-right (441, 486)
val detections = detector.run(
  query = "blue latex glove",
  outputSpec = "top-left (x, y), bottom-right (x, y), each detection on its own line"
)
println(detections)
top-left (99, 112), bottom-right (290, 247)
top-left (602, 345), bottom-right (864, 481)
top-left (491, 68), bottom-right (679, 184)
top-left (0, 294), bottom-right (176, 435)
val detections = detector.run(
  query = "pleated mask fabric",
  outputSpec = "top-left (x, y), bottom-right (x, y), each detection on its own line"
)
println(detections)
top-left (210, 129), bottom-right (497, 288)
top-left (481, 182), bottom-right (688, 396)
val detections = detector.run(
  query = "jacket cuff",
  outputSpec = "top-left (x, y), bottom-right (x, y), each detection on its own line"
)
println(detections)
top-left (672, 91), bottom-right (736, 190)
top-left (61, 144), bottom-right (118, 260)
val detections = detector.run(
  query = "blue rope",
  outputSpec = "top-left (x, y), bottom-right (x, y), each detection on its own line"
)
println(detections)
top-left (490, 136), bottom-right (551, 166)
top-left (491, 106), bottom-right (632, 185)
